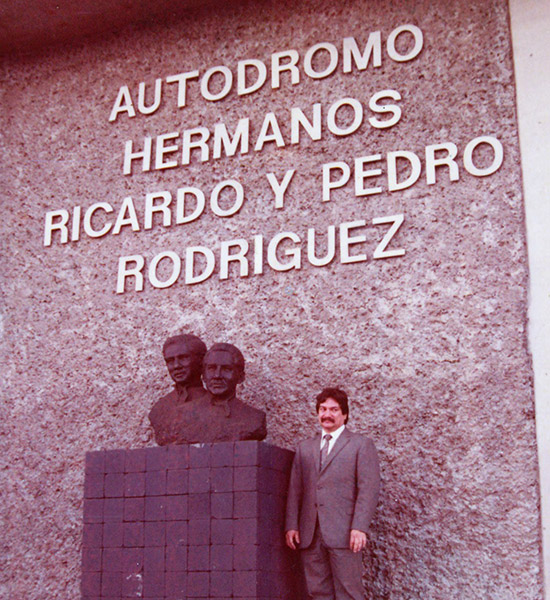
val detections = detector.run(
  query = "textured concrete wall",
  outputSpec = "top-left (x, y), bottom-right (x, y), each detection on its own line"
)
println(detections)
top-left (0, 0), bottom-right (543, 598)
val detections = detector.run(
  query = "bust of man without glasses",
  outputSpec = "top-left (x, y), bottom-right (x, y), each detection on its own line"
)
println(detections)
top-left (148, 333), bottom-right (209, 445)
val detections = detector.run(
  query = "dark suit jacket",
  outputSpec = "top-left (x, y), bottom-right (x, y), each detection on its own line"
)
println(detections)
top-left (285, 428), bottom-right (380, 549)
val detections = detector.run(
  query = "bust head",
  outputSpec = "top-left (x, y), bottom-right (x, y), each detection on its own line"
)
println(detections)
top-left (163, 334), bottom-right (207, 387)
top-left (203, 343), bottom-right (245, 400)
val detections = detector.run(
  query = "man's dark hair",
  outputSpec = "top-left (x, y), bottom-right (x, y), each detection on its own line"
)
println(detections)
top-left (162, 334), bottom-right (207, 358)
top-left (316, 387), bottom-right (349, 423)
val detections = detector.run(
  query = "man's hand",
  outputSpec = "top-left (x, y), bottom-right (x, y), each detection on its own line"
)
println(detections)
top-left (349, 529), bottom-right (367, 553)
top-left (285, 529), bottom-right (301, 550)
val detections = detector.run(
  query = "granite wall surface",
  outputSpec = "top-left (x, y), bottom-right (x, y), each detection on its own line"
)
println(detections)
top-left (0, 0), bottom-right (543, 598)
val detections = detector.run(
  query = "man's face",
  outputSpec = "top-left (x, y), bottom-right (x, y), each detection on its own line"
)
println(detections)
top-left (318, 397), bottom-right (347, 433)
top-left (203, 350), bottom-right (243, 399)
top-left (164, 341), bottom-right (202, 385)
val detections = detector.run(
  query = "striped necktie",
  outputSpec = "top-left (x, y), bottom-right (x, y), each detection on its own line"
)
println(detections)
top-left (320, 433), bottom-right (332, 469)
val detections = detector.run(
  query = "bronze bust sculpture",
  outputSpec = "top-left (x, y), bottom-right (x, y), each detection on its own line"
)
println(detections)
top-left (148, 337), bottom-right (267, 444)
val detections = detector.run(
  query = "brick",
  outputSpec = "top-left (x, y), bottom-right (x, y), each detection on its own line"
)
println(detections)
top-left (84, 473), bottom-right (104, 498)
top-left (234, 441), bottom-right (260, 466)
top-left (258, 468), bottom-right (274, 494)
top-left (122, 572), bottom-right (143, 598)
top-left (188, 545), bottom-right (210, 571)
top-left (125, 448), bottom-right (147, 472)
top-left (260, 469), bottom-right (289, 499)
top-left (189, 444), bottom-right (211, 468)
top-left (124, 472), bottom-right (145, 497)
top-left (211, 518), bottom-right (233, 545)
top-left (234, 491), bottom-right (258, 519)
top-left (124, 497), bottom-right (145, 522)
top-left (143, 571), bottom-right (164, 598)
top-left (211, 493), bottom-right (233, 519)
top-left (165, 496), bottom-right (188, 520)
top-left (210, 545), bottom-right (233, 571)
top-left (104, 498), bottom-right (124, 522)
top-left (144, 522), bottom-right (165, 547)
top-left (146, 446), bottom-right (168, 471)
top-left (234, 519), bottom-right (258, 545)
top-left (145, 496), bottom-right (166, 521)
top-left (257, 493), bottom-right (271, 519)
top-left (210, 442), bottom-right (235, 467)
top-left (269, 546), bottom-right (290, 573)
top-left (165, 570), bottom-right (187, 597)
top-left (166, 543), bottom-right (187, 571)
top-left (166, 444), bottom-right (189, 469)
top-left (259, 518), bottom-right (283, 547)
top-left (103, 522), bottom-right (123, 547)
top-left (211, 468), bottom-right (233, 493)
top-left (85, 451), bottom-right (105, 474)
top-left (122, 547), bottom-right (144, 574)
top-left (166, 469), bottom-right (188, 495)
top-left (146, 470), bottom-right (167, 496)
top-left (188, 518), bottom-right (210, 545)
top-left (104, 473), bottom-right (124, 498)
top-left (233, 544), bottom-right (258, 571)
top-left (82, 523), bottom-right (102, 547)
top-left (104, 449), bottom-right (126, 473)
top-left (81, 547), bottom-right (102, 572)
top-left (259, 493), bottom-right (280, 520)
top-left (275, 470), bottom-right (290, 497)
top-left (187, 571), bottom-right (209, 597)
top-left (210, 570), bottom-right (233, 597)
top-left (144, 546), bottom-right (165, 573)
top-left (166, 520), bottom-right (187, 545)
top-left (189, 468), bottom-right (210, 493)
top-left (259, 572), bottom-right (279, 598)
top-left (81, 571), bottom-right (101, 596)
top-left (233, 571), bottom-right (258, 597)
top-left (258, 442), bottom-right (272, 469)
top-left (123, 522), bottom-right (144, 548)
top-left (234, 467), bottom-right (258, 491)
top-left (264, 444), bottom-right (294, 472)
top-left (188, 493), bottom-right (210, 518)
top-left (102, 547), bottom-right (122, 572)
top-left (83, 498), bottom-right (103, 523)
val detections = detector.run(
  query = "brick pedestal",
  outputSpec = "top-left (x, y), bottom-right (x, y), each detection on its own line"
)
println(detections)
top-left (81, 441), bottom-right (305, 600)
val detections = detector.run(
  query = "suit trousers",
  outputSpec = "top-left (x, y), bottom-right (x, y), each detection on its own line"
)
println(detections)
top-left (300, 522), bottom-right (364, 600)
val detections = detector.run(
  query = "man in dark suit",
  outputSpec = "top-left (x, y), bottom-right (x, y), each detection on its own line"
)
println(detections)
top-left (285, 388), bottom-right (380, 600)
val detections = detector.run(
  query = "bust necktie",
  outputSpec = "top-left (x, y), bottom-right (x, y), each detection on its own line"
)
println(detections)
top-left (320, 433), bottom-right (332, 469)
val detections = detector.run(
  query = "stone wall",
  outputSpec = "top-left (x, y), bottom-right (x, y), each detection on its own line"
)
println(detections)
top-left (81, 442), bottom-right (297, 599)
top-left (0, 0), bottom-right (543, 598)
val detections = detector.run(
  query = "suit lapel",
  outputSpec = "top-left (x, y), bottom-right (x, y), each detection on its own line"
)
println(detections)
top-left (319, 428), bottom-right (351, 474)
top-left (309, 437), bottom-right (321, 475)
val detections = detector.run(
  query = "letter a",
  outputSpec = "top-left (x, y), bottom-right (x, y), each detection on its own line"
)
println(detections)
top-left (109, 86), bottom-right (136, 122)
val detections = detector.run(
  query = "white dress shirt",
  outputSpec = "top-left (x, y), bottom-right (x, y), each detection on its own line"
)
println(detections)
top-left (320, 424), bottom-right (346, 455)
